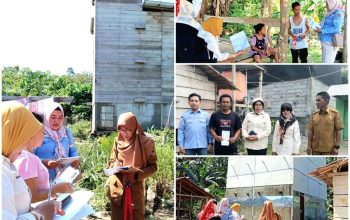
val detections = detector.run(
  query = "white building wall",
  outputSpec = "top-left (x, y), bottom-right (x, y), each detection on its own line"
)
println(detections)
top-left (227, 156), bottom-right (293, 189)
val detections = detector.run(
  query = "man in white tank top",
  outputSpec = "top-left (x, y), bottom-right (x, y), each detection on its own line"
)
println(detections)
top-left (288, 2), bottom-right (311, 63)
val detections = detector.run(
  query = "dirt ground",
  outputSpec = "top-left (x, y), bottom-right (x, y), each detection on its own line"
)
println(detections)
top-left (83, 208), bottom-right (174, 220)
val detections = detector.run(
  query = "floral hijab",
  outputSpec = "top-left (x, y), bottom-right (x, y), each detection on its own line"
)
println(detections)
top-left (42, 102), bottom-right (67, 160)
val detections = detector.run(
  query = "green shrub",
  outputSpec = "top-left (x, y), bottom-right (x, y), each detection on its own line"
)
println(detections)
top-left (68, 120), bottom-right (92, 140)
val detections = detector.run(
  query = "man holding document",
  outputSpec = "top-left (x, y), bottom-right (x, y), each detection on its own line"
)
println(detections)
top-left (209, 94), bottom-right (242, 155)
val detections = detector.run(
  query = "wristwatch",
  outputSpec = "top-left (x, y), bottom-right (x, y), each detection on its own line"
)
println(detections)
top-left (31, 211), bottom-right (44, 220)
top-left (334, 144), bottom-right (341, 149)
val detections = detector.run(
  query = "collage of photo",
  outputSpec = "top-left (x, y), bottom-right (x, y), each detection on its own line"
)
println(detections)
top-left (0, 0), bottom-right (348, 220)
top-left (175, 0), bottom-right (348, 219)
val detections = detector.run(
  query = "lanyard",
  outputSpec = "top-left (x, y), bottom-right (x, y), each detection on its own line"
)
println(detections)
top-left (123, 184), bottom-right (133, 220)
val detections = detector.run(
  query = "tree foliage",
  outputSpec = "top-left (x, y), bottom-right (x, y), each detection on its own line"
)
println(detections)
top-left (176, 157), bottom-right (228, 199)
top-left (2, 66), bottom-right (92, 122)
top-left (200, 0), bottom-right (345, 43)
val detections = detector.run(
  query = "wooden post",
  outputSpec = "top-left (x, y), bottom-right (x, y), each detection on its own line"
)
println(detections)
top-left (259, 71), bottom-right (263, 97)
top-left (215, 0), bottom-right (220, 16)
top-left (268, 0), bottom-right (272, 42)
top-left (343, 0), bottom-right (347, 63)
top-left (232, 65), bottom-right (236, 111)
top-left (280, 0), bottom-right (290, 62)
top-left (261, 0), bottom-right (265, 18)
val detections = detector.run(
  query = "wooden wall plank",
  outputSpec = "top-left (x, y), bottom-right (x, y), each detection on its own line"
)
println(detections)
top-left (334, 175), bottom-right (348, 195)
top-left (334, 207), bottom-right (349, 219)
top-left (334, 195), bottom-right (348, 207)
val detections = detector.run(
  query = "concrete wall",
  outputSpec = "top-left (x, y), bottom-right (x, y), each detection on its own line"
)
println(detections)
top-left (175, 65), bottom-right (217, 128)
top-left (93, 0), bottom-right (174, 131)
top-left (247, 78), bottom-right (336, 152)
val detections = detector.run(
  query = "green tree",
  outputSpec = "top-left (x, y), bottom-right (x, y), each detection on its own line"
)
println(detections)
top-left (2, 66), bottom-right (92, 121)
top-left (176, 157), bottom-right (228, 199)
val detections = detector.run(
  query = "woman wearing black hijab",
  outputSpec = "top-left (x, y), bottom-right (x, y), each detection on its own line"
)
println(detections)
top-left (272, 103), bottom-right (301, 155)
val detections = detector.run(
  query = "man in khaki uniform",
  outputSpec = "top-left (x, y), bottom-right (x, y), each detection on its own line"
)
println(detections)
top-left (307, 91), bottom-right (344, 155)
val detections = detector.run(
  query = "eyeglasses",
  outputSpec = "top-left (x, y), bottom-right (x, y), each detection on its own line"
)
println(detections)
top-left (282, 108), bottom-right (291, 112)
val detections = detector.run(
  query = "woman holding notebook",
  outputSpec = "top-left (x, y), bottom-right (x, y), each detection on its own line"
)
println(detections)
top-left (2, 101), bottom-right (59, 220)
top-left (14, 112), bottom-right (73, 203)
top-left (34, 102), bottom-right (80, 180)
top-left (107, 112), bottom-right (157, 219)
top-left (242, 98), bottom-right (272, 155)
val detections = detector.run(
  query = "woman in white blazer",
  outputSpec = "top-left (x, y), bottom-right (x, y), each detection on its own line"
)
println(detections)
top-left (272, 103), bottom-right (301, 155)
top-left (242, 98), bottom-right (272, 155)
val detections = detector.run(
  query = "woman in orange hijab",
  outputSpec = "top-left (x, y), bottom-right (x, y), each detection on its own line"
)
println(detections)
top-left (200, 17), bottom-right (244, 62)
top-left (258, 201), bottom-right (282, 220)
top-left (107, 112), bottom-right (157, 220)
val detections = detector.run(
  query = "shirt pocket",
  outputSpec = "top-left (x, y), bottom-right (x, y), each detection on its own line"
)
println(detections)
top-left (199, 118), bottom-right (207, 128)
top-left (312, 117), bottom-right (320, 130)
top-left (325, 115), bottom-right (335, 127)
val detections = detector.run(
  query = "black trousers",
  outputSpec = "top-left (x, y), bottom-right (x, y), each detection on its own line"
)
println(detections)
top-left (214, 144), bottom-right (237, 155)
top-left (246, 148), bottom-right (267, 155)
top-left (291, 48), bottom-right (308, 63)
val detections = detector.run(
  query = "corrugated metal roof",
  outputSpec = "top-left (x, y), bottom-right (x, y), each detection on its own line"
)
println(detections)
top-left (198, 65), bottom-right (237, 90)
top-left (327, 84), bottom-right (349, 96)
top-left (309, 159), bottom-right (348, 187)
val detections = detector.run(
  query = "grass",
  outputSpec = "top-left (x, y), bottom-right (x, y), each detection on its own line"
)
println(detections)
top-left (237, 140), bottom-right (273, 155)
top-left (286, 39), bottom-right (322, 63)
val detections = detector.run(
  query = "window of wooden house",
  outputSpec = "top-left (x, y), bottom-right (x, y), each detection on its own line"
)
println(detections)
top-left (100, 105), bottom-right (114, 128)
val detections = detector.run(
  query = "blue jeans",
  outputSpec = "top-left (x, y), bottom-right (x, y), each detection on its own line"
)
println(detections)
top-left (184, 148), bottom-right (208, 155)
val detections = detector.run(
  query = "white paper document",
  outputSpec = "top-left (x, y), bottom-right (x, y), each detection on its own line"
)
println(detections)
top-left (103, 166), bottom-right (131, 176)
top-left (221, 130), bottom-right (230, 146)
top-left (57, 156), bottom-right (80, 165)
top-left (229, 31), bottom-right (250, 52)
top-left (53, 166), bottom-right (80, 185)
top-left (309, 18), bottom-right (321, 30)
top-left (54, 190), bottom-right (94, 220)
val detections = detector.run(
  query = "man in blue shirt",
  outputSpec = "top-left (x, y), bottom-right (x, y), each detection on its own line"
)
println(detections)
top-left (178, 93), bottom-right (212, 155)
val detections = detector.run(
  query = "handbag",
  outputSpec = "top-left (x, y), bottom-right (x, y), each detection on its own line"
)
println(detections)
top-left (333, 33), bottom-right (343, 48)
